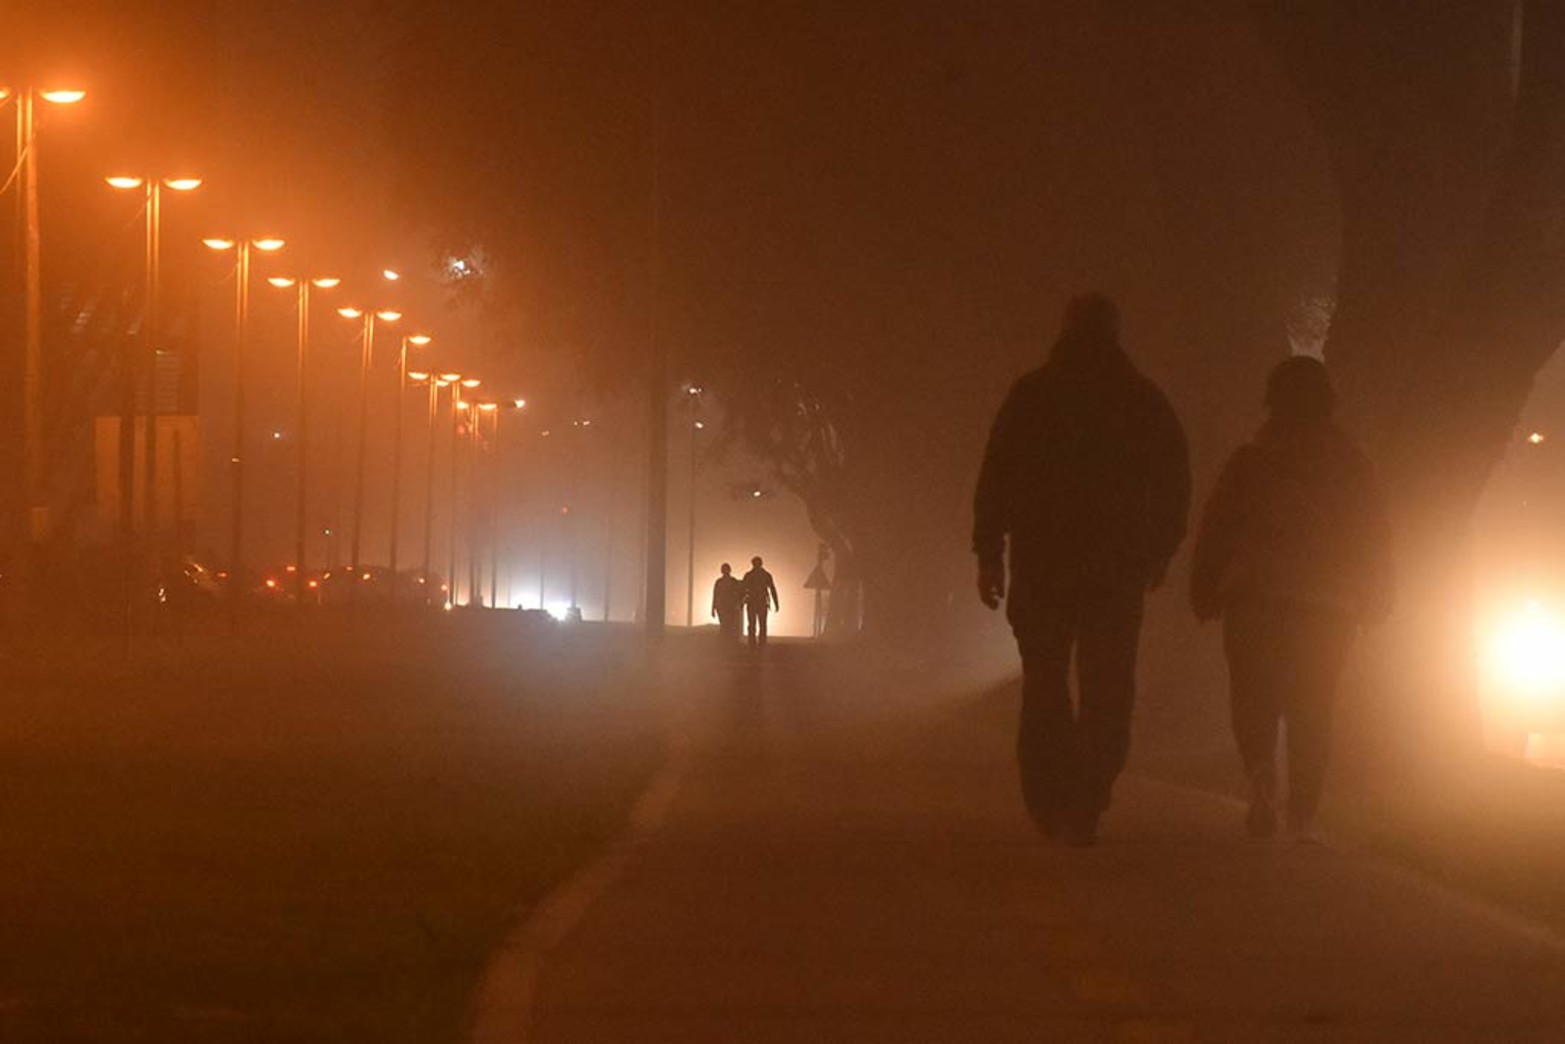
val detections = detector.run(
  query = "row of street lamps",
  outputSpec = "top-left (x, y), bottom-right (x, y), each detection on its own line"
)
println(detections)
top-left (3, 81), bottom-right (526, 616)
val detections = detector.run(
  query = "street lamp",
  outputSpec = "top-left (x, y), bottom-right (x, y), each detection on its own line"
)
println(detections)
top-left (203, 235), bottom-right (285, 603)
top-left (105, 175), bottom-right (202, 548)
top-left (4, 84), bottom-right (85, 552)
top-left (267, 275), bottom-right (339, 604)
top-left (388, 332), bottom-right (432, 606)
top-left (685, 384), bottom-right (704, 628)
top-left (336, 305), bottom-right (400, 587)
top-left (448, 379), bottom-right (481, 607)
top-left (419, 372), bottom-right (463, 605)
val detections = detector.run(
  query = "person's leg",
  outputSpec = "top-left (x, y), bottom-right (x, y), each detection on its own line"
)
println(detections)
top-left (1224, 604), bottom-right (1283, 837)
top-left (1281, 610), bottom-right (1356, 836)
top-left (1011, 596), bottom-right (1078, 838)
top-left (746, 604), bottom-right (758, 647)
top-left (1073, 585), bottom-right (1144, 835)
top-left (758, 608), bottom-right (769, 646)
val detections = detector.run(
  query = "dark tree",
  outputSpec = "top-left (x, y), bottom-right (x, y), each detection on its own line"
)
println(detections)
top-left (1256, 1), bottom-right (1565, 763)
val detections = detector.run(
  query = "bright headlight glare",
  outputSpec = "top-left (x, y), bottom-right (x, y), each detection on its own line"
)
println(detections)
top-left (1489, 602), bottom-right (1565, 696)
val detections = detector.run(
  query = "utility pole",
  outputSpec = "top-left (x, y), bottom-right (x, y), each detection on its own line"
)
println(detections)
top-left (643, 33), bottom-right (667, 637)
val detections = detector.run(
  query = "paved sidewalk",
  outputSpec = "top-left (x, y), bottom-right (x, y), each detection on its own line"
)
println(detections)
top-left (476, 647), bottom-right (1565, 1042)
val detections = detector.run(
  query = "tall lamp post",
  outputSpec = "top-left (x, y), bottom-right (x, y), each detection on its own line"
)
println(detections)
top-left (448, 378), bottom-right (481, 607)
top-left (684, 384), bottom-right (703, 627)
top-left (335, 306), bottom-right (401, 585)
top-left (266, 274), bottom-right (339, 604)
top-left (388, 332), bottom-right (431, 606)
top-left (203, 235), bottom-right (286, 602)
top-left (105, 175), bottom-right (202, 555)
top-left (420, 372), bottom-right (462, 604)
top-left (4, 85), bottom-right (84, 555)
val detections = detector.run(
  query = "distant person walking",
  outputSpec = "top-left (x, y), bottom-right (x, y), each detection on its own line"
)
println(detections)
top-left (974, 293), bottom-right (1190, 845)
top-left (1190, 356), bottom-right (1392, 842)
top-left (711, 563), bottom-right (745, 641)
top-left (742, 556), bottom-right (780, 648)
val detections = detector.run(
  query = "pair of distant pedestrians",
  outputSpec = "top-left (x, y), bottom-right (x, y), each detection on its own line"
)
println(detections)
top-left (712, 557), bottom-right (780, 648)
top-left (974, 293), bottom-right (1393, 845)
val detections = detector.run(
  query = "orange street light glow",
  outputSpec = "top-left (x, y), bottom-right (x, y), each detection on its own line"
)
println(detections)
top-left (456, 400), bottom-right (470, 410)
top-left (106, 176), bottom-right (144, 190)
top-left (376, 309), bottom-right (402, 322)
top-left (267, 276), bottom-right (296, 288)
top-left (162, 177), bottom-right (202, 191)
top-left (311, 277), bottom-right (341, 289)
top-left (252, 238), bottom-right (285, 252)
top-left (382, 269), bottom-right (400, 281)
top-left (0, 88), bottom-right (11, 102)
top-left (1528, 432), bottom-right (1545, 445)
top-left (461, 378), bottom-right (481, 388)
top-left (435, 379), bottom-right (451, 388)
top-left (408, 334), bottom-right (432, 346)
top-left (407, 370), bottom-right (431, 381)
top-left (337, 306), bottom-right (363, 319)
top-left (40, 89), bottom-right (86, 104)
top-left (439, 372), bottom-right (462, 382)
top-left (202, 237), bottom-right (236, 250)
top-left (514, 399), bottom-right (527, 409)
top-left (479, 401), bottom-right (499, 412)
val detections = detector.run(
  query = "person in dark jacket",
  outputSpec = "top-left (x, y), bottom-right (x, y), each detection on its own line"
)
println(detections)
top-left (742, 556), bottom-right (780, 648)
top-left (711, 563), bottom-right (745, 641)
top-left (974, 293), bottom-right (1190, 845)
top-left (1190, 356), bottom-right (1393, 842)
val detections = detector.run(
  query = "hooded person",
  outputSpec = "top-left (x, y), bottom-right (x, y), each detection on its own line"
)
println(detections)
top-left (973, 292), bottom-right (1191, 844)
top-left (1189, 355), bottom-right (1394, 841)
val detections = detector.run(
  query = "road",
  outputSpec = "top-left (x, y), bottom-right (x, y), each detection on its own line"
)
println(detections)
top-left (472, 641), bottom-right (1565, 1042)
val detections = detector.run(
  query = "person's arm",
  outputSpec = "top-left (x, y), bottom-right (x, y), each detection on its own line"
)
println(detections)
top-left (1188, 448), bottom-right (1249, 621)
top-left (1143, 385), bottom-right (1191, 590)
top-left (973, 381), bottom-right (1025, 608)
top-left (767, 576), bottom-right (779, 612)
top-left (711, 580), bottom-right (720, 618)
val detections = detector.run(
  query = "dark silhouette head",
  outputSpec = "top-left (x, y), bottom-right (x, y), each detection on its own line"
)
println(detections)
top-left (1265, 355), bottom-right (1337, 424)
top-left (1061, 292), bottom-right (1120, 343)
top-left (720, 563), bottom-right (732, 576)
top-left (751, 556), bottom-right (764, 568)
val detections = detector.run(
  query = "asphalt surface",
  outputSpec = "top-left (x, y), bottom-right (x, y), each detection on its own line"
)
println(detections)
top-left (473, 642), bottom-right (1565, 1042)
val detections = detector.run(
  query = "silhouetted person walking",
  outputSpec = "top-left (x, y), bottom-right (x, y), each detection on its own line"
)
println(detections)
top-left (974, 293), bottom-right (1190, 845)
top-left (1190, 356), bottom-right (1392, 842)
top-left (742, 556), bottom-right (779, 648)
top-left (711, 562), bottom-right (744, 641)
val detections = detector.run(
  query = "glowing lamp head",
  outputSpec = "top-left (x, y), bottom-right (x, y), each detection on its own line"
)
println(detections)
top-left (0, 88), bottom-right (10, 102)
top-left (337, 306), bottom-right (363, 319)
top-left (407, 371), bottom-right (431, 382)
top-left (382, 269), bottom-right (401, 281)
top-left (479, 401), bottom-right (498, 412)
top-left (252, 237), bottom-right (286, 252)
top-left (514, 399), bottom-right (527, 409)
top-left (456, 400), bottom-right (470, 411)
top-left (439, 372), bottom-right (462, 383)
top-left (106, 176), bottom-right (144, 190)
top-left (267, 276), bottom-right (296, 289)
top-left (376, 309), bottom-right (402, 322)
top-left (202, 237), bottom-right (236, 251)
top-left (311, 277), bottom-right (341, 289)
top-left (408, 334), bottom-right (432, 346)
top-left (435, 379), bottom-right (451, 388)
top-left (1528, 432), bottom-right (1545, 445)
top-left (40, 89), bottom-right (86, 104)
top-left (162, 177), bottom-right (202, 192)
top-left (461, 378), bottom-right (481, 389)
